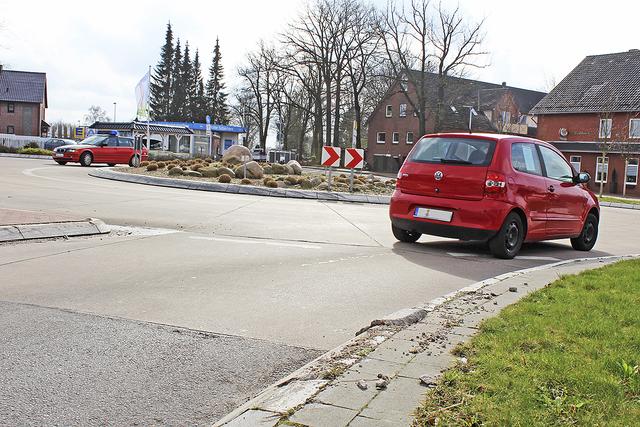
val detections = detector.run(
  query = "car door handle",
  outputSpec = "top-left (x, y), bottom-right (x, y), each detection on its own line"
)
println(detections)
top-left (548, 185), bottom-right (555, 193)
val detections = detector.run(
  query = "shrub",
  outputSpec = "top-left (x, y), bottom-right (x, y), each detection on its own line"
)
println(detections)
top-left (181, 166), bottom-right (188, 171)
top-left (240, 178), bottom-right (252, 185)
top-left (263, 177), bottom-right (274, 185)
top-left (18, 148), bottom-right (53, 156)
top-left (140, 161), bottom-right (150, 167)
top-left (285, 176), bottom-right (299, 185)
top-left (266, 180), bottom-right (278, 188)
top-left (147, 163), bottom-right (158, 171)
top-left (191, 164), bottom-right (203, 171)
top-left (299, 179), bottom-right (313, 189)
top-left (0, 145), bottom-right (19, 153)
top-left (157, 161), bottom-right (166, 169)
top-left (218, 174), bottom-right (232, 183)
top-left (168, 166), bottom-right (183, 176)
top-left (24, 142), bottom-right (40, 149)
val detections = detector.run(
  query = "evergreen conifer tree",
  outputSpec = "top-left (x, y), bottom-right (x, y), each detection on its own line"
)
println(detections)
top-left (205, 37), bottom-right (230, 124)
top-left (169, 39), bottom-right (184, 121)
top-left (192, 50), bottom-right (207, 123)
top-left (180, 42), bottom-right (195, 120)
top-left (150, 23), bottom-right (174, 120)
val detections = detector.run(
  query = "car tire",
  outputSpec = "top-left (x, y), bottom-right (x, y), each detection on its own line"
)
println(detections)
top-left (129, 155), bottom-right (140, 167)
top-left (571, 213), bottom-right (598, 251)
top-left (79, 152), bottom-right (93, 167)
top-left (55, 161), bottom-right (67, 165)
top-left (489, 212), bottom-right (524, 259)
top-left (392, 224), bottom-right (421, 243)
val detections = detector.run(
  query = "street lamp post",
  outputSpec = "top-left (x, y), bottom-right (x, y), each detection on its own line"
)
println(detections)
top-left (113, 102), bottom-right (117, 122)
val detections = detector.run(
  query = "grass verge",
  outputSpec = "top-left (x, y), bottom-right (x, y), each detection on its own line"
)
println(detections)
top-left (599, 196), bottom-right (640, 206)
top-left (414, 259), bottom-right (640, 426)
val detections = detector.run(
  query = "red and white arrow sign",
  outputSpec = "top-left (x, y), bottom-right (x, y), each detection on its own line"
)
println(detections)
top-left (321, 146), bottom-right (341, 167)
top-left (344, 148), bottom-right (365, 169)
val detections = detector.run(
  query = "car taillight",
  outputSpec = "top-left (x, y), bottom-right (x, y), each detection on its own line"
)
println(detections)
top-left (485, 171), bottom-right (507, 194)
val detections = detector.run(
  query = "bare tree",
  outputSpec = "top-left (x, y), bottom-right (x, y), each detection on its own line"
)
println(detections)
top-left (612, 112), bottom-right (640, 197)
top-left (230, 87), bottom-right (259, 149)
top-left (237, 42), bottom-right (279, 149)
top-left (84, 105), bottom-right (111, 125)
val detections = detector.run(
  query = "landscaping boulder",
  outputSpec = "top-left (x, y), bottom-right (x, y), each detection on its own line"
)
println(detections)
top-left (217, 167), bottom-right (236, 178)
top-left (222, 145), bottom-right (252, 163)
top-left (183, 170), bottom-right (203, 177)
top-left (287, 160), bottom-right (303, 175)
top-left (271, 163), bottom-right (289, 175)
top-left (263, 165), bottom-right (273, 175)
top-left (200, 167), bottom-right (219, 178)
top-left (284, 164), bottom-right (295, 175)
top-left (310, 177), bottom-right (323, 187)
top-left (317, 183), bottom-right (329, 191)
top-left (234, 161), bottom-right (264, 179)
top-left (168, 167), bottom-right (184, 176)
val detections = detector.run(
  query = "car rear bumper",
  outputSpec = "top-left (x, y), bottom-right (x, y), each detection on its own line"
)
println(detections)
top-left (390, 189), bottom-right (513, 241)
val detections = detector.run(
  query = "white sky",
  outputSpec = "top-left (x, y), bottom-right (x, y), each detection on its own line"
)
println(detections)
top-left (1, 0), bottom-right (638, 124)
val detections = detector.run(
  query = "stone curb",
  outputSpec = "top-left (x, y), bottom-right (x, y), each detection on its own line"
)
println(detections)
top-left (88, 168), bottom-right (392, 205)
top-left (0, 218), bottom-right (110, 243)
top-left (0, 153), bottom-right (52, 160)
top-left (599, 201), bottom-right (640, 210)
top-left (214, 254), bottom-right (640, 426)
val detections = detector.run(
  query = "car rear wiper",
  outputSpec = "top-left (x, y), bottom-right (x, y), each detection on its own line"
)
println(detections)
top-left (440, 158), bottom-right (472, 165)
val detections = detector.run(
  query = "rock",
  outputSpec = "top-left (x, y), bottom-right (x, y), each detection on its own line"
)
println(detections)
top-left (183, 170), bottom-right (202, 177)
top-left (375, 379), bottom-right (388, 390)
top-left (222, 145), bottom-right (252, 163)
top-left (299, 180), bottom-right (313, 189)
top-left (224, 155), bottom-right (242, 165)
top-left (356, 380), bottom-right (368, 391)
top-left (276, 181), bottom-right (286, 188)
top-left (217, 167), bottom-right (235, 178)
top-left (310, 177), bottom-right (323, 187)
top-left (317, 183), bottom-right (329, 191)
top-left (287, 160), bottom-right (303, 175)
top-left (419, 375), bottom-right (437, 388)
top-left (263, 165), bottom-right (273, 175)
top-left (168, 167), bottom-right (184, 176)
top-left (200, 167), bottom-right (219, 178)
top-left (509, 286), bottom-right (518, 293)
top-left (271, 163), bottom-right (288, 175)
top-left (245, 161), bottom-right (264, 179)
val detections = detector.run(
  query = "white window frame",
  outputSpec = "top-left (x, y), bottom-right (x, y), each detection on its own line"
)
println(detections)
top-left (385, 105), bottom-right (393, 118)
top-left (392, 132), bottom-right (400, 144)
top-left (376, 132), bottom-right (386, 144)
top-left (406, 132), bottom-right (414, 145)
top-left (399, 104), bottom-right (407, 118)
top-left (570, 155), bottom-right (581, 173)
top-left (599, 118), bottom-right (612, 139)
top-left (596, 156), bottom-right (609, 183)
top-left (626, 158), bottom-right (639, 185)
top-left (629, 119), bottom-right (640, 139)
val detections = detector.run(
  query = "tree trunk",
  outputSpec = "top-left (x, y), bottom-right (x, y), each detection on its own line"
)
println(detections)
top-left (325, 79), bottom-right (332, 150)
top-left (623, 159), bottom-right (628, 197)
top-left (333, 71), bottom-right (342, 148)
top-left (354, 97), bottom-right (362, 149)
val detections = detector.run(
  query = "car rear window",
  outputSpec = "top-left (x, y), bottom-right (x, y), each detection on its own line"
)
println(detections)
top-left (408, 137), bottom-right (496, 166)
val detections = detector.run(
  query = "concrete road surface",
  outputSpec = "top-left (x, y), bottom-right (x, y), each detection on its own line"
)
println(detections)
top-left (1, 157), bottom-right (638, 425)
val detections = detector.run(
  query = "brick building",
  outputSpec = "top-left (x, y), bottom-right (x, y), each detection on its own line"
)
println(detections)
top-left (0, 66), bottom-right (48, 137)
top-left (366, 71), bottom-right (546, 172)
top-left (531, 50), bottom-right (640, 197)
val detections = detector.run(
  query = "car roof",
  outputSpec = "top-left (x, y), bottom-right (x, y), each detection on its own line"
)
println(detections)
top-left (422, 132), bottom-right (554, 147)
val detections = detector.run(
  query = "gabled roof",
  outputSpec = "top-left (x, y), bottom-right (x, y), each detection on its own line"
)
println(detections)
top-left (531, 50), bottom-right (640, 115)
top-left (406, 70), bottom-right (546, 114)
top-left (0, 69), bottom-right (47, 106)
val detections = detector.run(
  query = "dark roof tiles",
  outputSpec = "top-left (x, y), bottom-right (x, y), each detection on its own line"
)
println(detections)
top-left (0, 70), bottom-right (47, 104)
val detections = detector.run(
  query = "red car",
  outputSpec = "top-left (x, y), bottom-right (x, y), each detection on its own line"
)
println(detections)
top-left (52, 133), bottom-right (148, 167)
top-left (390, 133), bottom-right (599, 259)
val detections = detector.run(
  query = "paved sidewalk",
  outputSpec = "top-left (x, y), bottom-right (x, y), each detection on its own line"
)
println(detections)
top-left (0, 208), bottom-right (110, 242)
top-left (216, 255), bottom-right (636, 426)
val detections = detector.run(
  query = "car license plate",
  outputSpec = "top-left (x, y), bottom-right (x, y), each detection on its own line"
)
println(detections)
top-left (413, 207), bottom-right (453, 222)
top-left (55, 153), bottom-right (63, 157)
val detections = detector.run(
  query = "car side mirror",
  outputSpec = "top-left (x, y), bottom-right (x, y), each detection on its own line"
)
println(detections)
top-left (574, 172), bottom-right (590, 184)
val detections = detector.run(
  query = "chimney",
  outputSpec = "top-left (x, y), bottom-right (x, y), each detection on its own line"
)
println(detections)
top-left (502, 81), bottom-right (507, 87)
top-left (0, 64), bottom-right (3, 74)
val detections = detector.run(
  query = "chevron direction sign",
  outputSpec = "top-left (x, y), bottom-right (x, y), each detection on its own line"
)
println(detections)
top-left (344, 148), bottom-right (364, 169)
top-left (321, 146), bottom-right (341, 167)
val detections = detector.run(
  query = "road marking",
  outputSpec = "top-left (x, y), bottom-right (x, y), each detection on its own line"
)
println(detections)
top-left (189, 235), bottom-right (321, 250)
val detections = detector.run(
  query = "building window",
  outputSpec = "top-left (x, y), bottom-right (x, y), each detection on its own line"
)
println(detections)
top-left (377, 132), bottom-right (386, 144)
top-left (596, 156), bottom-right (609, 183)
top-left (599, 118), bottom-right (612, 139)
top-left (6, 125), bottom-right (15, 134)
top-left (7, 103), bottom-right (15, 113)
top-left (570, 155), bottom-right (581, 173)
top-left (399, 104), bottom-right (407, 117)
top-left (500, 111), bottom-right (511, 124)
top-left (630, 119), bottom-right (640, 138)
top-left (406, 132), bottom-right (414, 144)
top-left (385, 105), bottom-right (392, 118)
top-left (392, 132), bottom-right (400, 144)
top-left (400, 77), bottom-right (408, 92)
top-left (626, 158), bottom-right (639, 185)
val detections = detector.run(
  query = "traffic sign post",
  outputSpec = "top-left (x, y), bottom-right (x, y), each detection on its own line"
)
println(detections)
top-left (344, 148), bottom-right (364, 192)
top-left (321, 146), bottom-right (341, 191)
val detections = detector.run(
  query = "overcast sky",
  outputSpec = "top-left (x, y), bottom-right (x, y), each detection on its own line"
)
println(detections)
top-left (1, 0), bottom-right (638, 124)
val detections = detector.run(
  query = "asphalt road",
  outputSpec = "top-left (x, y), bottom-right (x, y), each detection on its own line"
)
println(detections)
top-left (1, 157), bottom-right (638, 425)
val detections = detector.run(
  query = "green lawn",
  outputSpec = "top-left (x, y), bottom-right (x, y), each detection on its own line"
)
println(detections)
top-left (414, 259), bottom-right (640, 426)
top-left (599, 196), bottom-right (640, 206)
